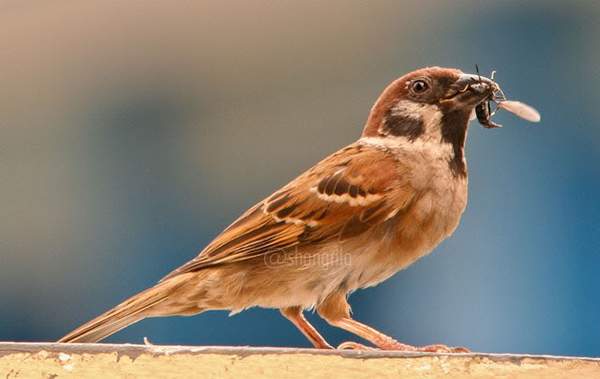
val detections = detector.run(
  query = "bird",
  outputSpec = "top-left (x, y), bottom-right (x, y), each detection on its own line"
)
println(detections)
top-left (59, 66), bottom-right (499, 352)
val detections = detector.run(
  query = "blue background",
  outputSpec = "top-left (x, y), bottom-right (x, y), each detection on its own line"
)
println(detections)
top-left (1, 1), bottom-right (599, 356)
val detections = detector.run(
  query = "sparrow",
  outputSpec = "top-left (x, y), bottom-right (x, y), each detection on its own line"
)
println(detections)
top-left (59, 67), bottom-right (499, 352)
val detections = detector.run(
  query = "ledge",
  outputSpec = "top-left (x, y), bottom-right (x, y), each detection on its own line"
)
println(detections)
top-left (1, 342), bottom-right (599, 378)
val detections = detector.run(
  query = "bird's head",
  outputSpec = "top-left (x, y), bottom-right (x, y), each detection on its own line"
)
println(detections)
top-left (363, 67), bottom-right (498, 139)
top-left (362, 67), bottom-right (499, 176)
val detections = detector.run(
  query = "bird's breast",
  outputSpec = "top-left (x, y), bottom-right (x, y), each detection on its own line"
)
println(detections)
top-left (347, 151), bottom-right (469, 291)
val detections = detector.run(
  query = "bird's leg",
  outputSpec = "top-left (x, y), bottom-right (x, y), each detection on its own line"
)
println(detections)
top-left (330, 317), bottom-right (468, 352)
top-left (317, 292), bottom-right (468, 353)
top-left (280, 306), bottom-right (333, 349)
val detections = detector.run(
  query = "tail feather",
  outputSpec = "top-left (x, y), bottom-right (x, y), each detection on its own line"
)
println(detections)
top-left (59, 314), bottom-right (144, 344)
top-left (59, 275), bottom-right (191, 343)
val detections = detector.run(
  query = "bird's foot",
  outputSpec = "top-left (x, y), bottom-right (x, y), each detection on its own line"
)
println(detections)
top-left (337, 340), bottom-right (469, 353)
top-left (337, 341), bottom-right (377, 351)
top-left (410, 344), bottom-right (470, 353)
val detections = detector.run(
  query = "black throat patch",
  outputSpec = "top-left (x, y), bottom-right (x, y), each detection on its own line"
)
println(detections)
top-left (380, 108), bottom-right (424, 141)
top-left (441, 110), bottom-right (470, 178)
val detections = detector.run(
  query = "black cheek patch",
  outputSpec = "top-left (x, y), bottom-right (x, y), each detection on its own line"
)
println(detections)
top-left (380, 111), bottom-right (424, 141)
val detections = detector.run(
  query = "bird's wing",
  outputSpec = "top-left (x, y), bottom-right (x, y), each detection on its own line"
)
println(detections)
top-left (161, 142), bottom-right (415, 281)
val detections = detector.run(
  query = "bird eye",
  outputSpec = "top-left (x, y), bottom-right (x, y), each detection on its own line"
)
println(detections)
top-left (411, 79), bottom-right (429, 94)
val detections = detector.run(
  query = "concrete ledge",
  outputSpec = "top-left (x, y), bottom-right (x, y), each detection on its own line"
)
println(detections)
top-left (1, 342), bottom-right (599, 378)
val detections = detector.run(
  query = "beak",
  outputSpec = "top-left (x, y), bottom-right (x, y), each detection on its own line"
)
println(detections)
top-left (445, 73), bottom-right (499, 107)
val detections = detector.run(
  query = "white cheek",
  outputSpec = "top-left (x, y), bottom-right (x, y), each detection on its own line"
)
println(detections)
top-left (390, 100), bottom-right (426, 119)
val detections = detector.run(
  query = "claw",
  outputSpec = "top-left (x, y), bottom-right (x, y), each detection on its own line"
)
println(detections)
top-left (337, 341), bottom-right (377, 351)
top-left (449, 346), bottom-right (470, 353)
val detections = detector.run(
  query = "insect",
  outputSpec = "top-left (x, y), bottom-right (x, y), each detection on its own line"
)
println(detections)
top-left (475, 95), bottom-right (502, 129)
top-left (474, 67), bottom-right (541, 128)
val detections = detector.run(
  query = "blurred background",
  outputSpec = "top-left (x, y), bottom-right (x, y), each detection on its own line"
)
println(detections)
top-left (1, 0), bottom-right (599, 357)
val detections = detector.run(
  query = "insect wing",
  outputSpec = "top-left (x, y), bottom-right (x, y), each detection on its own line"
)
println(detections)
top-left (498, 100), bottom-right (541, 122)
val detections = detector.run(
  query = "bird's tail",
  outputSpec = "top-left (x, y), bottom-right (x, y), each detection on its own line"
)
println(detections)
top-left (58, 273), bottom-right (193, 343)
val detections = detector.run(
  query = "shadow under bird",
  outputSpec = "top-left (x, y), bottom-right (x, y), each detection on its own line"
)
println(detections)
top-left (59, 67), bottom-right (539, 351)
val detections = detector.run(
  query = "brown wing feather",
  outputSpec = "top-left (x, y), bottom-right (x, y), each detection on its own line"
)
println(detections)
top-left (161, 143), bottom-right (414, 281)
